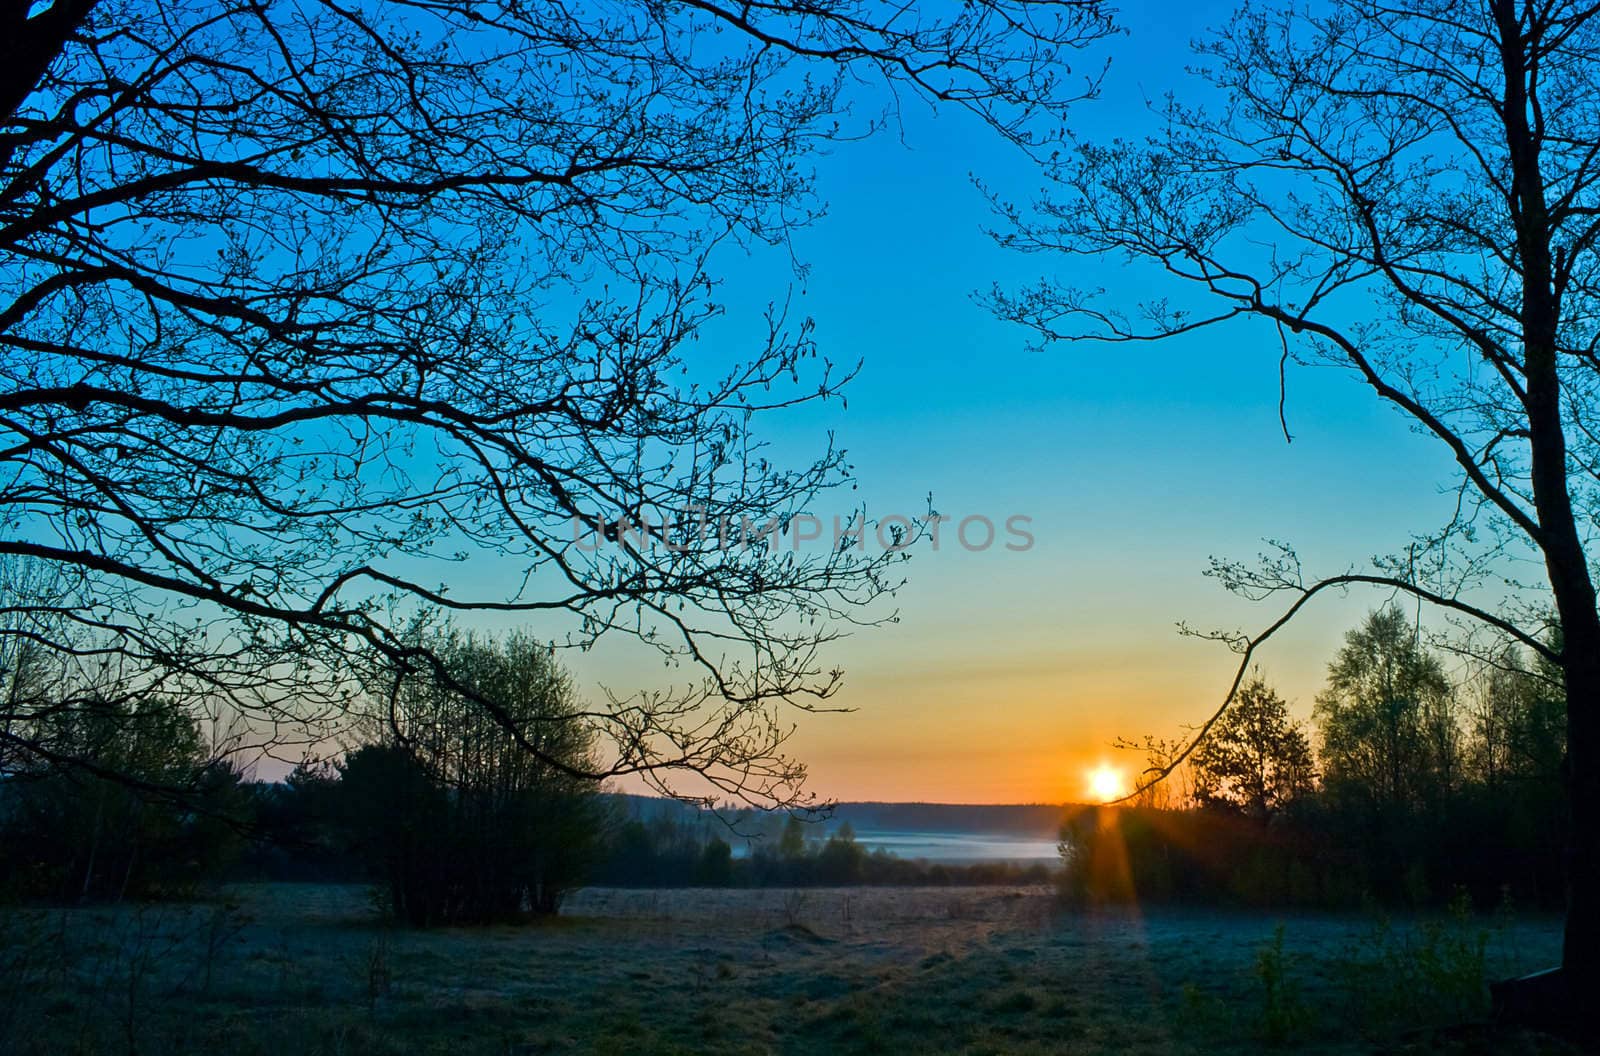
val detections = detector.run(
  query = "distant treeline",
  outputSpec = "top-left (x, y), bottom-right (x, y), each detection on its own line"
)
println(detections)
top-left (595, 794), bottom-right (1065, 841)
top-left (1058, 790), bottom-right (1562, 911)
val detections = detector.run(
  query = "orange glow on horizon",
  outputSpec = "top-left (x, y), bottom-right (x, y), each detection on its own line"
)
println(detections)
top-left (1086, 763), bottom-right (1127, 803)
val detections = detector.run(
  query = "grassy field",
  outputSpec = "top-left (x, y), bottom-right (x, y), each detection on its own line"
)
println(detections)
top-left (0, 883), bottom-right (1582, 1054)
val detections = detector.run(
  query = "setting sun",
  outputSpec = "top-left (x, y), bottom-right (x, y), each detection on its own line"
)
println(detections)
top-left (1086, 763), bottom-right (1128, 804)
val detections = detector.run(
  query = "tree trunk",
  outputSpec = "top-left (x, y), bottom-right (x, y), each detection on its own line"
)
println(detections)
top-left (1489, 0), bottom-right (1600, 1023)
top-left (1560, 626), bottom-right (1600, 1011)
top-left (0, 0), bottom-right (100, 129)
top-left (1496, 622), bottom-right (1599, 1032)
top-left (79, 790), bottom-right (104, 902)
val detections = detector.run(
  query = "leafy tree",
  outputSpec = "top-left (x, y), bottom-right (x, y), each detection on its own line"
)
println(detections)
top-left (600, 820), bottom-right (663, 886)
top-left (0, 555), bottom-right (252, 898)
top-left (1466, 645), bottom-right (1566, 789)
top-left (778, 814), bottom-right (808, 861)
top-left (337, 627), bottom-right (607, 923)
top-left (242, 754), bottom-right (353, 880)
top-left (816, 822), bottom-right (865, 884)
top-left (1443, 641), bottom-right (1569, 909)
top-left (0, 692), bottom-right (245, 900)
top-left (1191, 676), bottom-right (1313, 818)
top-left (1315, 608), bottom-right (1459, 815)
top-left (992, 0), bottom-right (1600, 1000)
top-left (1, 0), bottom-right (1111, 807)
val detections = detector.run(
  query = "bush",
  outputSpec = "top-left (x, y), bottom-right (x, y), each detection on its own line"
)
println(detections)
top-left (1253, 924), bottom-right (1312, 1044)
top-left (1333, 892), bottom-right (1492, 1030)
top-left (1054, 788), bottom-right (1561, 912)
top-left (1056, 805), bottom-right (1357, 909)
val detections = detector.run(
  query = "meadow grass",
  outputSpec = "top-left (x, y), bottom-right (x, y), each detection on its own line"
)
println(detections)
top-left (0, 883), bottom-right (1580, 1055)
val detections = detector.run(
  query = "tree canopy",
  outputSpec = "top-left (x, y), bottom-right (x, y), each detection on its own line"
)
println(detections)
top-left (0, 0), bottom-right (1111, 806)
top-left (1192, 675), bottom-right (1313, 818)
top-left (1315, 607), bottom-right (1457, 813)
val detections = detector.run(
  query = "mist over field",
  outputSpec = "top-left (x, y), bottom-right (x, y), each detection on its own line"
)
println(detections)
top-left (824, 831), bottom-right (1059, 863)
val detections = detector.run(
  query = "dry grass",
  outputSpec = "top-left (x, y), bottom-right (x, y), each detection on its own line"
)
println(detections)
top-left (0, 883), bottom-right (1579, 1055)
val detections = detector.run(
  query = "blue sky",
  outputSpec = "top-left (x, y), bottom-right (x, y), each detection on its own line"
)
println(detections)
top-left (545, 0), bottom-right (1476, 802)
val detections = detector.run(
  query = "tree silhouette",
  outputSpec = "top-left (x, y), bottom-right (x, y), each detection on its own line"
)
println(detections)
top-left (390, 626), bottom-right (606, 916)
top-left (1467, 644), bottom-right (1566, 789)
top-left (0, 689), bottom-right (246, 900)
top-left (1315, 608), bottom-right (1457, 815)
top-left (0, 0), bottom-right (1111, 806)
top-left (1193, 675), bottom-right (1313, 819)
top-left (993, 0), bottom-right (1600, 1007)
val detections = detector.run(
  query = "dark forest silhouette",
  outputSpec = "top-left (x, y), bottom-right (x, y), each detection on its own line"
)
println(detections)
top-left (0, 608), bottom-right (1566, 919)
